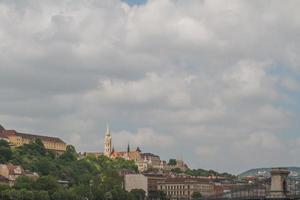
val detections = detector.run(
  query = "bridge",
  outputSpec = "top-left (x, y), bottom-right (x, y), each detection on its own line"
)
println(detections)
top-left (204, 168), bottom-right (300, 200)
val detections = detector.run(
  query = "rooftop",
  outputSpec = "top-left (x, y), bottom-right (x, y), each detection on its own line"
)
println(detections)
top-left (159, 176), bottom-right (212, 184)
top-left (141, 153), bottom-right (160, 158)
top-left (0, 129), bottom-right (66, 144)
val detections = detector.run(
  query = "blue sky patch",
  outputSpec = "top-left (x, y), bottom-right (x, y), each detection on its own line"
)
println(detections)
top-left (122, 0), bottom-right (147, 6)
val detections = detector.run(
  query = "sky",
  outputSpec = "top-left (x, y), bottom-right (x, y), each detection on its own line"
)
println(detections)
top-left (122, 0), bottom-right (147, 6)
top-left (0, 0), bottom-right (300, 174)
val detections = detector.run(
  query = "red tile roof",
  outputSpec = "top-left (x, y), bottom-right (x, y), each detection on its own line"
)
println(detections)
top-left (110, 150), bottom-right (142, 160)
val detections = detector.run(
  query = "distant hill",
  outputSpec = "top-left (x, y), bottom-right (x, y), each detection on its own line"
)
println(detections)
top-left (239, 167), bottom-right (300, 178)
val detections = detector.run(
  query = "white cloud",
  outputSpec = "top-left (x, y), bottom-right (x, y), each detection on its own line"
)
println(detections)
top-left (112, 128), bottom-right (176, 150)
top-left (195, 146), bottom-right (219, 157)
top-left (0, 0), bottom-right (300, 173)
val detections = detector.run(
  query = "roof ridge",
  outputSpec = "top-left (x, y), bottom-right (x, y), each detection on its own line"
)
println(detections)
top-left (2, 130), bottom-right (65, 144)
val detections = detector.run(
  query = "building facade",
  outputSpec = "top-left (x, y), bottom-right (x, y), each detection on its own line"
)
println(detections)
top-left (0, 164), bottom-right (38, 186)
top-left (0, 125), bottom-right (66, 153)
top-left (162, 159), bottom-right (189, 172)
top-left (144, 174), bottom-right (167, 200)
top-left (157, 177), bottom-right (214, 200)
top-left (124, 174), bottom-right (148, 195)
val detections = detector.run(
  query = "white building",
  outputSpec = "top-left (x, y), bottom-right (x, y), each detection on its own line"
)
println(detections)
top-left (124, 174), bottom-right (148, 195)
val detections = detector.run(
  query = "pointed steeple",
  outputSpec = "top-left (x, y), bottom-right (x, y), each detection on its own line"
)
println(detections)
top-left (136, 146), bottom-right (141, 152)
top-left (104, 123), bottom-right (112, 157)
top-left (105, 123), bottom-right (110, 136)
top-left (127, 143), bottom-right (130, 153)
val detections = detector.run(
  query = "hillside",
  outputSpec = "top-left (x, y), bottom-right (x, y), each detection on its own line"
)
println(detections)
top-left (0, 139), bottom-right (151, 200)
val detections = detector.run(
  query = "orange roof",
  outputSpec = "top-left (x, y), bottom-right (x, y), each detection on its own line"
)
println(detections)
top-left (110, 151), bottom-right (141, 160)
top-left (111, 151), bottom-right (126, 157)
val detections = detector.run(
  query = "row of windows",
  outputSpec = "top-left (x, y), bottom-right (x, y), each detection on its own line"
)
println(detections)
top-left (166, 190), bottom-right (189, 196)
top-left (161, 185), bottom-right (191, 190)
top-left (194, 185), bottom-right (212, 189)
top-left (45, 142), bottom-right (66, 150)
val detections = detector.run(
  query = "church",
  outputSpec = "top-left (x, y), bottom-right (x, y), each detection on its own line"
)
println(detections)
top-left (103, 124), bottom-right (141, 161)
top-left (80, 125), bottom-right (188, 172)
top-left (103, 125), bottom-right (162, 172)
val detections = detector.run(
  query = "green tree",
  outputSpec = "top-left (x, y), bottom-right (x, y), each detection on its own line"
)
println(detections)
top-left (71, 185), bottom-right (90, 199)
top-left (34, 176), bottom-right (60, 194)
top-left (20, 189), bottom-right (34, 200)
top-left (168, 159), bottom-right (177, 166)
top-left (59, 145), bottom-right (77, 162)
top-left (0, 184), bottom-right (10, 192)
top-left (157, 191), bottom-right (168, 200)
top-left (130, 189), bottom-right (146, 200)
top-left (33, 138), bottom-right (46, 156)
top-left (8, 189), bottom-right (22, 200)
top-left (192, 192), bottom-right (202, 200)
top-left (2, 189), bottom-right (14, 200)
top-left (30, 157), bottom-right (57, 176)
top-left (171, 168), bottom-right (182, 174)
top-left (33, 191), bottom-right (50, 200)
top-left (51, 189), bottom-right (79, 200)
top-left (0, 140), bottom-right (12, 163)
top-left (14, 176), bottom-right (36, 190)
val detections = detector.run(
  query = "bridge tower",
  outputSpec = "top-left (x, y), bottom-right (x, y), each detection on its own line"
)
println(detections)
top-left (267, 168), bottom-right (290, 199)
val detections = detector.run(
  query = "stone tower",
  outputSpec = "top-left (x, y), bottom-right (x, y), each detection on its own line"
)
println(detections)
top-left (267, 168), bottom-right (290, 199)
top-left (104, 124), bottom-right (112, 157)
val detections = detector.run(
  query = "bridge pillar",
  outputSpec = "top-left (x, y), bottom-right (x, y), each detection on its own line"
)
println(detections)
top-left (267, 168), bottom-right (290, 199)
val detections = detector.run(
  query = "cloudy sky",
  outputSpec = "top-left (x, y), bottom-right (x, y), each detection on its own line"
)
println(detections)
top-left (1, 0), bottom-right (300, 174)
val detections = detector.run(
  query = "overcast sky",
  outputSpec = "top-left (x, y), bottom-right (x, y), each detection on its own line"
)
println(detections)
top-left (1, 0), bottom-right (300, 174)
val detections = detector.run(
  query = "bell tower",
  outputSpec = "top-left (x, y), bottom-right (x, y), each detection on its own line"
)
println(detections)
top-left (104, 124), bottom-right (112, 157)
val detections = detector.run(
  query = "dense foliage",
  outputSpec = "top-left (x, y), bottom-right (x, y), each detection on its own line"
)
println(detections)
top-left (167, 159), bottom-right (177, 166)
top-left (0, 139), bottom-right (144, 200)
top-left (186, 169), bottom-right (236, 179)
top-left (191, 192), bottom-right (202, 200)
top-left (0, 140), bottom-right (12, 163)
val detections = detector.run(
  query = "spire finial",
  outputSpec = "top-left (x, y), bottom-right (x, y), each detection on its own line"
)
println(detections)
top-left (106, 123), bottom-right (110, 136)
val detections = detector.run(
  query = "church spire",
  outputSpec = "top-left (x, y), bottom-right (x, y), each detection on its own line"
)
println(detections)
top-left (127, 143), bottom-right (130, 153)
top-left (104, 123), bottom-right (112, 157)
top-left (105, 123), bottom-right (110, 136)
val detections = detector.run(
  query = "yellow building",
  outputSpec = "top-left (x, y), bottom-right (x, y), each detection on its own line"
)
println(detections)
top-left (0, 126), bottom-right (66, 153)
